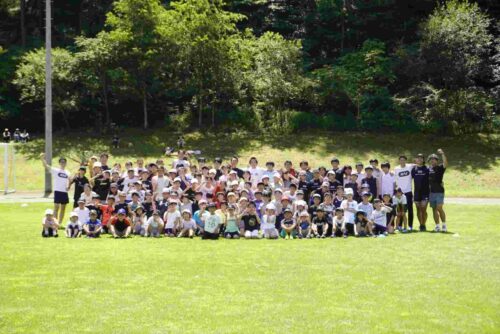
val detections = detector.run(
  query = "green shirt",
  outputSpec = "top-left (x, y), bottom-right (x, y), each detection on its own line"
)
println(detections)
top-left (205, 214), bottom-right (221, 233)
top-left (225, 217), bottom-right (239, 233)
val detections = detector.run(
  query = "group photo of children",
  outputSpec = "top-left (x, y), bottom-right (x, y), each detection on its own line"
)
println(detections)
top-left (39, 148), bottom-right (449, 240)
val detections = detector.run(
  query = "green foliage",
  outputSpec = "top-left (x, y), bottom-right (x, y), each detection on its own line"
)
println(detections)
top-left (0, 46), bottom-right (22, 119)
top-left (13, 47), bottom-right (79, 128)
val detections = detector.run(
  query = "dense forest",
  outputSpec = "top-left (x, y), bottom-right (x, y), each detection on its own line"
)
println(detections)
top-left (0, 0), bottom-right (499, 134)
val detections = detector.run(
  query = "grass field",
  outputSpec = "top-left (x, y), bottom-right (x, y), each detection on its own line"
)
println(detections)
top-left (3, 130), bottom-right (500, 197)
top-left (0, 202), bottom-right (498, 333)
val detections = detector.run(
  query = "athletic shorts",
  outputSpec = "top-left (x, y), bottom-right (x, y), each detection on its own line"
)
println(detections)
top-left (345, 223), bottom-right (355, 236)
top-left (429, 192), bottom-right (444, 208)
top-left (202, 231), bottom-right (219, 240)
top-left (374, 224), bottom-right (387, 234)
top-left (165, 228), bottom-right (175, 234)
top-left (414, 191), bottom-right (429, 202)
top-left (54, 191), bottom-right (69, 204)
top-left (316, 225), bottom-right (325, 236)
top-left (394, 204), bottom-right (407, 214)
top-left (244, 230), bottom-right (260, 238)
top-left (41, 227), bottom-right (57, 237)
top-left (280, 229), bottom-right (297, 238)
top-left (263, 228), bottom-right (278, 238)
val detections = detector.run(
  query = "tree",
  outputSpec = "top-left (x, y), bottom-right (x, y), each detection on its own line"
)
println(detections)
top-left (105, 0), bottom-right (167, 129)
top-left (14, 47), bottom-right (79, 129)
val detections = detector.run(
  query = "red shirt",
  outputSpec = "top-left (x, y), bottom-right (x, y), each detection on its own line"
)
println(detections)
top-left (100, 204), bottom-right (115, 226)
top-left (110, 216), bottom-right (131, 231)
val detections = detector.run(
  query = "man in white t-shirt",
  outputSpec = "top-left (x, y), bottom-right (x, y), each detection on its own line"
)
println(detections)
top-left (380, 162), bottom-right (396, 198)
top-left (172, 150), bottom-right (190, 169)
top-left (40, 153), bottom-right (70, 226)
top-left (152, 166), bottom-right (170, 201)
top-left (247, 157), bottom-right (264, 186)
top-left (394, 155), bottom-right (415, 230)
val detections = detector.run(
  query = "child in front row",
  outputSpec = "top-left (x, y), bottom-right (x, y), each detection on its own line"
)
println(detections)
top-left (280, 208), bottom-right (297, 239)
top-left (297, 211), bottom-right (311, 239)
top-left (261, 204), bottom-right (279, 239)
top-left (65, 212), bottom-right (82, 238)
top-left (145, 211), bottom-right (164, 237)
top-left (354, 211), bottom-right (373, 237)
top-left (224, 205), bottom-right (240, 239)
top-left (178, 210), bottom-right (196, 238)
top-left (392, 188), bottom-right (408, 233)
top-left (311, 206), bottom-right (328, 238)
top-left (371, 199), bottom-right (392, 236)
top-left (332, 208), bottom-right (347, 238)
top-left (83, 210), bottom-right (102, 238)
top-left (42, 209), bottom-right (59, 237)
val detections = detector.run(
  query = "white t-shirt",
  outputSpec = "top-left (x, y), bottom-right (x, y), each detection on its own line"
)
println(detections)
top-left (172, 159), bottom-right (190, 168)
top-left (247, 166), bottom-right (264, 185)
top-left (164, 210), bottom-right (181, 229)
top-left (371, 207), bottom-right (390, 227)
top-left (394, 164), bottom-right (414, 193)
top-left (146, 216), bottom-right (163, 229)
top-left (341, 199), bottom-right (358, 224)
top-left (381, 172), bottom-right (395, 196)
top-left (204, 214), bottom-right (221, 233)
top-left (73, 207), bottom-right (90, 225)
top-left (121, 177), bottom-right (138, 193)
top-left (392, 194), bottom-right (407, 206)
top-left (261, 215), bottom-right (276, 230)
top-left (51, 167), bottom-right (70, 193)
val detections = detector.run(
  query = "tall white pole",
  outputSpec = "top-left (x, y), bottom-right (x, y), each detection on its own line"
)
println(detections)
top-left (44, 0), bottom-right (52, 195)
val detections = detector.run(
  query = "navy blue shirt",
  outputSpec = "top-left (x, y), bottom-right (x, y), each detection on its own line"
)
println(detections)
top-left (361, 176), bottom-right (378, 198)
top-left (412, 165), bottom-right (430, 195)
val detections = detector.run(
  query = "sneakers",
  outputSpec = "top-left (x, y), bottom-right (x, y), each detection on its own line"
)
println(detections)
top-left (320, 235), bottom-right (325, 239)
top-left (402, 229), bottom-right (408, 233)
top-left (434, 225), bottom-right (441, 232)
top-left (419, 225), bottom-right (427, 232)
top-left (285, 235), bottom-right (290, 240)
top-left (442, 224), bottom-right (447, 233)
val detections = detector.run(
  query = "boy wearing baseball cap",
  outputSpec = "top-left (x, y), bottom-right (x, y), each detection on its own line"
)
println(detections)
top-left (261, 204), bottom-right (279, 239)
top-left (41, 209), bottom-right (59, 237)
top-left (202, 203), bottom-right (221, 240)
top-left (280, 208), bottom-right (297, 240)
top-left (109, 209), bottom-right (132, 238)
top-left (83, 210), bottom-right (102, 238)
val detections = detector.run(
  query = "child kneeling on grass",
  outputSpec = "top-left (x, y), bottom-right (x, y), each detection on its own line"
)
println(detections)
top-left (202, 203), bottom-right (221, 240)
top-left (224, 205), bottom-right (240, 239)
top-left (280, 208), bottom-right (297, 240)
top-left (145, 211), bottom-right (163, 237)
top-left (371, 199), bottom-right (392, 236)
top-left (132, 206), bottom-right (146, 236)
top-left (65, 212), bottom-right (81, 238)
top-left (110, 209), bottom-right (132, 238)
top-left (41, 209), bottom-right (59, 237)
top-left (261, 204), bottom-right (279, 239)
top-left (83, 210), bottom-right (102, 238)
top-left (354, 211), bottom-right (373, 237)
top-left (178, 210), bottom-right (196, 238)
top-left (297, 211), bottom-right (312, 239)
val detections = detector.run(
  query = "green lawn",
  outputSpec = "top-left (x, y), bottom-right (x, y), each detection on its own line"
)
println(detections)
top-left (0, 203), bottom-right (498, 333)
top-left (4, 130), bottom-right (500, 197)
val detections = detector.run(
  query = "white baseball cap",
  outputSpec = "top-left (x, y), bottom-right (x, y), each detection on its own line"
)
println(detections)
top-left (45, 209), bottom-right (54, 215)
top-left (345, 188), bottom-right (354, 195)
top-left (266, 204), bottom-right (276, 211)
top-left (70, 212), bottom-right (78, 218)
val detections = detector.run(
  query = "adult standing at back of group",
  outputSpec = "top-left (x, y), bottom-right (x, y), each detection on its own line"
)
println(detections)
top-left (40, 153), bottom-right (70, 227)
top-left (394, 155), bottom-right (415, 231)
top-left (428, 149), bottom-right (448, 232)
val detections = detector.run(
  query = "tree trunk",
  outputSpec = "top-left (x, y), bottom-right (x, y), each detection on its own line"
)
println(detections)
top-left (198, 95), bottom-right (203, 127)
top-left (143, 87), bottom-right (148, 129)
top-left (20, 0), bottom-right (26, 47)
top-left (102, 76), bottom-right (110, 125)
top-left (341, 0), bottom-right (346, 53)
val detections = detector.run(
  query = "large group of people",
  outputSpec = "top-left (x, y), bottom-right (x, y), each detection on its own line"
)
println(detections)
top-left (39, 147), bottom-right (448, 239)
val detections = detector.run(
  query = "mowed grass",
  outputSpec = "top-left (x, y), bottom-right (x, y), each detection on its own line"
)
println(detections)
top-left (4, 130), bottom-right (500, 197)
top-left (0, 203), bottom-right (498, 334)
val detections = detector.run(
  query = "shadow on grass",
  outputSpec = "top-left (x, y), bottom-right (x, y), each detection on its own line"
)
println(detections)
top-left (16, 129), bottom-right (499, 173)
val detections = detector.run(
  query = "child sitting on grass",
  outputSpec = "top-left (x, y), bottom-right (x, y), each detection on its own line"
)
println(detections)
top-left (311, 206), bottom-right (328, 238)
top-left (371, 199), bottom-right (393, 236)
top-left (163, 201), bottom-right (181, 237)
top-left (354, 211), bottom-right (373, 237)
top-left (382, 193), bottom-right (396, 233)
top-left (393, 188), bottom-right (408, 233)
top-left (202, 203), bottom-right (221, 240)
top-left (332, 208), bottom-right (347, 238)
top-left (145, 211), bottom-right (163, 237)
top-left (83, 210), bottom-right (102, 238)
top-left (261, 204), bottom-right (279, 239)
top-left (132, 206), bottom-right (146, 235)
top-left (241, 202), bottom-right (261, 239)
top-left (178, 210), bottom-right (196, 238)
top-left (65, 212), bottom-right (81, 238)
top-left (224, 205), bottom-right (240, 239)
top-left (297, 211), bottom-right (311, 239)
top-left (280, 208), bottom-right (297, 240)
top-left (41, 209), bottom-right (59, 238)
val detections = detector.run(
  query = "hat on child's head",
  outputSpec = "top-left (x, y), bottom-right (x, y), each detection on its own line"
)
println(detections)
top-left (117, 208), bottom-right (126, 215)
top-left (345, 188), bottom-right (354, 196)
top-left (90, 210), bottom-right (97, 215)
top-left (45, 209), bottom-right (54, 215)
top-left (284, 208), bottom-right (293, 214)
top-left (70, 212), bottom-right (78, 218)
top-left (299, 211), bottom-right (309, 217)
top-left (182, 209), bottom-right (192, 216)
top-left (266, 203), bottom-right (276, 211)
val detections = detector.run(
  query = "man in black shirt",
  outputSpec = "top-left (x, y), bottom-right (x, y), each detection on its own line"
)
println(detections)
top-left (428, 149), bottom-right (448, 233)
top-left (91, 170), bottom-right (111, 201)
top-left (230, 156), bottom-right (244, 179)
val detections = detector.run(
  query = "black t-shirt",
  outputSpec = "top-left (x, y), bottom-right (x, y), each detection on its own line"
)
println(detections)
top-left (412, 165), bottom-right (430, 195)
top-left (312, 216), bottom-right (328, 227)
top-left (331, 168), bottom-right (344, 184)
top-left (232, 167), bottom-right (244, 179)
top-left (115, 203), bottom-right (130, 216)
top-left (93, 177), bottom-right (111, 201)
top-left (72, 175), bottom-right (89, 200)
top-left (307, 178), bottom-right (322, 196)
top-left (242, 214), bottom-right (259, 231)
top-left (114, 218), bottom-right (129, 232)
top-left (361, 177), bottom-right (378, 198)
top-left (429, 164), bottom-right (446, 193)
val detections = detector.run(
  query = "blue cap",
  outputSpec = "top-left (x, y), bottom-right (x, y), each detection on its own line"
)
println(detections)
top-left (117, 208), bottom-right (126, 214)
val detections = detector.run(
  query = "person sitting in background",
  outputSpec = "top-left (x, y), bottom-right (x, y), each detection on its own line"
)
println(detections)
top-left (2, 128), bottom-right (10, 143)
top-left (65, 212), bottom-right (82, 238)
top-left (20, 129), bottom-right (30, 142)
top-left (13, 128), bottom-right (21, 142)
top-left (41, 209), bottom-right (59, 238)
